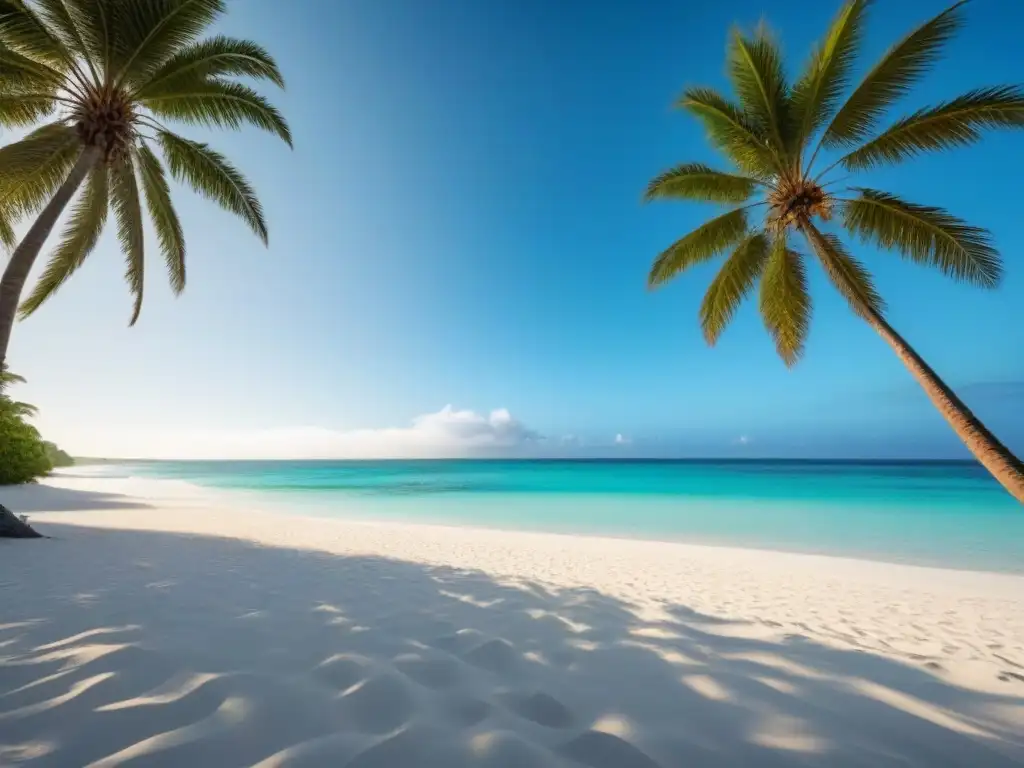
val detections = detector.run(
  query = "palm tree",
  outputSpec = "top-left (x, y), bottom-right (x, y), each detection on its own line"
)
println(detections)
top-left (0, 0), bottom-right (291, 372)
top-left (645, 0), bottom-right (1024, 502)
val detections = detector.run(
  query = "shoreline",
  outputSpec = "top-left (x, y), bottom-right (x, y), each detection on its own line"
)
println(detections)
top-left (2, 474), bottom-right (1023, 765)
top-left (200, 503), bottom-right (1024, 578)
top-left (8, 473), bottom-right (1024, 655)
top-left (33, 467), bottom-right (1024, 576)
top-left (12, 470), bottom-right (1024, 581)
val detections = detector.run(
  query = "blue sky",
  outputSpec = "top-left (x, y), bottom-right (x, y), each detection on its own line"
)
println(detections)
top-left (10, 0), bottom-right (1024, 459)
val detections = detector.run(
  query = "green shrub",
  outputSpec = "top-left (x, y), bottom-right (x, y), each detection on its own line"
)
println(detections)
top-left (0, 369), bottom-right (64, 485)
top-left (0, 403), bottom-right (53, 485)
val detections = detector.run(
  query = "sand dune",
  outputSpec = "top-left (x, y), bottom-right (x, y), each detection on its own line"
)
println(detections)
top-left (1, 477), bottom-right (1023, 766)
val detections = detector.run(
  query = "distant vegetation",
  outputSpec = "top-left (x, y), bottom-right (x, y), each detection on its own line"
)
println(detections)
top-left (645, 0), bottom-right (1024, 502)
top-left (43, 442), bottom-right (73, 468)
top-left (0, 370), bottom-right (71, 485)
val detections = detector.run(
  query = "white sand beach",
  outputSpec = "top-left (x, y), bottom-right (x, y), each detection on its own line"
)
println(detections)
top-left (1, 474), bottom-right (1023, 767)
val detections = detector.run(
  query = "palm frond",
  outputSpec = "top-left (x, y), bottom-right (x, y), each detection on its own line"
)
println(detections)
top-left (823, 1), bottom-right (966, 148)
top-left (0, 40), bottom-right (64, 90)
top-left (157, 130), bottom-right (268, 243)
top-left (0, 369), bottom-right (25, 386)
top-left (727, 23), bottom-right (790, 158)
top-left (802, 222), bottom-right (885, 318)
top-left (676, 87), bottom-right (779, 178)
top-left (136, 142), bottom-right (185, 294)
top-left (0, 0), bottom-right (70, 68)
top-left (0, 122), bottom-right (80, 217)
top-left (0, 212), bottom-right (13, 246)
top-left (141, 78), bottom-right (292, 146)
top-left (790, 0), bottom-right (868, 154)
top-left (699, 232), bottom-right (769, 345)
top-left (643, 163), bottom-right (759, 204)
top-left (111, 0), bottom-right (226, 87)
top-left (136, 35), bottom-right (285, 95)
top-left (59, 0), bottom-right (111, 74)
top-left (839, 86), bottom-right (1024, 170)
top-left (6, 399), bottom-right (37, 417)
top-left (841, 188), bottom-right (1000, 287)
top-left (33, 0), bottom-right (99, 75)
top-left (110, 154), bottom-right (145, 325)
top-left (19, 165), bottom-right (108, 318)
top-left (758, 235), bottom-right (811, 367)
top-left (648, 207), bottom-right (750, 288)
top-left (0, 92), bottom-right (56, 127)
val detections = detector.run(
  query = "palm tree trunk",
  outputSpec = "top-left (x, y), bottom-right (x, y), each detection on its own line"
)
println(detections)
top-left (799, 220), bottom-right (1024, 503)
top-left (863, 306), bottom-right (1024, 503)
top-left (0, 145), bottom-right (101, 373)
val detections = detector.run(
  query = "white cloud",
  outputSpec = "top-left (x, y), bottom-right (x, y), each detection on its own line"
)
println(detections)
top-left (735, 435), bottom-right (752, 446)
top-left (62, 405), bottom-right (541, 460)
top-left (614, 433), bottom-right (631, 445)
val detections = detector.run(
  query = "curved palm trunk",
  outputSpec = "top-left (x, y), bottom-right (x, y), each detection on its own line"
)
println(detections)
top-left (0, 146), bottom-right (102, 373)
top-left (801, 223), bottom-right (1024, 503)
top-left (861, 308), bottom-right (1024, 502)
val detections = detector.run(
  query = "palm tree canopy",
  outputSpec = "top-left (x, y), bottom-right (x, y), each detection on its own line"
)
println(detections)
top-left (646, 0), bottom-right (1024, 365)
top-left (0, 0), bottom-right (290, 323)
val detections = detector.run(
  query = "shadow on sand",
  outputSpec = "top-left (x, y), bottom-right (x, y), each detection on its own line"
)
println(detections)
top-left (0, 483), bottom-right (151, 514)
top-left (1, 510), bottom-right (1022, 767)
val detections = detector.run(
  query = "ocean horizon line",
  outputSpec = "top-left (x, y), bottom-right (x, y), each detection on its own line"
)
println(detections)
top-left (74, 456), bottom-right (983, 467)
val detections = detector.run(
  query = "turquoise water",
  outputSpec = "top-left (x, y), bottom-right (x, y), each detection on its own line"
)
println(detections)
top-left (122, 459), bottom-right (1024, 573)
